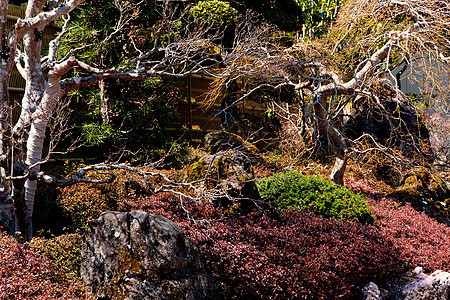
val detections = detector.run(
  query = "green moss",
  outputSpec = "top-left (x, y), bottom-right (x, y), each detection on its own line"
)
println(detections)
top-left (113, 248), bottom-right (146, 300)
top-left (391, 168), bottom-right (450, 219)
top-left (207, 131), bottom-right (259, 155)
top-left (236, 173), bottom-right (253, 182)
top-left (188, 152), bottom-right (254, 183)
top-left (162, 280), bottom-right (182, 296)
top-left (224, 132), bottom-right (259, 154)
top-left (187, 160), bottom-right (207, 181)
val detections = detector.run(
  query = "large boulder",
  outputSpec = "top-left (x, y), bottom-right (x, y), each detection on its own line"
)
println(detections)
top-left (81, 211), bottom-right (223, 300)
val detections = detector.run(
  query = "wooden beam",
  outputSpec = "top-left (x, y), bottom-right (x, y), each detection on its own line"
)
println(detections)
top-left (8, 87), bottom-right (25, 92)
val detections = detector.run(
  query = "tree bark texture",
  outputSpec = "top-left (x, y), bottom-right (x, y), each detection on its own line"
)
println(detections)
top-left (313, 96), bottom-right (348, 185)
top-left (0, 0), bottom-right (83, 239)
top-left (100, 79), bottom-right (113, 125)
top-left (13, 0), bottom-right (48, 240)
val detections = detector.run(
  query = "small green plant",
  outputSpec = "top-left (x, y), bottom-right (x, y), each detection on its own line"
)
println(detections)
top-left (257, 171), bottom-right (374, 224)
top-left (82, 123), bottom-right (118, 145)
top-left (190, 0), bottom-right (237, 24)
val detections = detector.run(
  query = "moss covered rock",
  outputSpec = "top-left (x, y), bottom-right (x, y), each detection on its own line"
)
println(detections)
top-left (81, 211), bottom-right (223, 300)
top-left (204, 131), bottom-right (258, 156)
top-left (390, 168), bottom-right (450, 224)
top-left (187, 149), bottom-right (262, 211)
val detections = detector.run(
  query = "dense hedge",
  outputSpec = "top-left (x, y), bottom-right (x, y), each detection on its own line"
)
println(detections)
top-left (257, 171), bottom-right (374, 223)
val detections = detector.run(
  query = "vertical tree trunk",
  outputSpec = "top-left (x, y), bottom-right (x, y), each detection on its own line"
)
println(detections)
top-left (20, 58), bottom-right (70, 240)
top-left (221, 79), bottom-right (239, 133)
top-left (13, 0), bottom-right (48, 240)
top-left (100, 79), bottom-right (113, 125)
top-left (314, 96), bottom-right (348, 185)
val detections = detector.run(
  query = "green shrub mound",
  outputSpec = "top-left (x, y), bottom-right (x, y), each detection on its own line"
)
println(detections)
top-left (257, 171), bottom-right (374, 224)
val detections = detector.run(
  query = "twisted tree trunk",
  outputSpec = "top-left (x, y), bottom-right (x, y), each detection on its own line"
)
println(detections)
top-left (313, 96), bottom-right (348, 185)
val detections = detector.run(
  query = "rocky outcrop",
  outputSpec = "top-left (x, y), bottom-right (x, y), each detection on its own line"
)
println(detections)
top-left (402, 267), bottom-right (450, 300)
top-left (188, 131), bottom-right (263, 211)
top-left (363, 267), bottom-right (450, 300)
top-left (81, 211), bottom-right (223, 300)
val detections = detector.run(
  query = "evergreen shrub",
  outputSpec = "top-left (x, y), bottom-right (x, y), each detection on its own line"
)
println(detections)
top-left (190, 0), bottom-right (237, 24)
top-left (257, 171), bottom-right (374, 223)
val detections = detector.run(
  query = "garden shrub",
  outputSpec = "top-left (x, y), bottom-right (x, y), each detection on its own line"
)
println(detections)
top-left (370, 197), bottom-right (450, 272)
top-left (28, 233), bottom-right (83, 280)
top-left (33, 161), bottom-right (188, 234)
top-left (56, 168), bottom-right (147, 230)
top-left (257, 171), bottom-right (374, 223)
top-left (130, 193), bottom-right (403, 299)
top-left (191, 211), bottom-right (403, 299)
top-left (190, 0), bottom-right (237, 24)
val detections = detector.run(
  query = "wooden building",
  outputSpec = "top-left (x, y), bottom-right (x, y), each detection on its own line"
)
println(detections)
top-left (174, 74), bottom-right (267, 144)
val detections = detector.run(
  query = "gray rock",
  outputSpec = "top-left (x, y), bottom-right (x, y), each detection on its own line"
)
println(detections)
top-left (425, 113), bottom-right (450, 171)
top-left (402, 267), bottom-right (450, 300)
top-left (187, 149), bottom-right (262, 210)
top-left (362, 282), bottom-right (382, 300)
top-left (374, 267), bottom-right (450, 300)
top-left (81, 211), bottom-right (223, 300)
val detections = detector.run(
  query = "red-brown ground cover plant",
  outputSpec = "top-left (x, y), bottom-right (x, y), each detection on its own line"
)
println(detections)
top-left (345, 174), bottom-right (450, 272)
top-left (369, 197), bottom-right (450, 272)
top-left (131, 192), bottom-right (404, 299)
top-left (18, 163), bottom-right (450, 300)
top-left (0, 231), bottom-right (91, 299)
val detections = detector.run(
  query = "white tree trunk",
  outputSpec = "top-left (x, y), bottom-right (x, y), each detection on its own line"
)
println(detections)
top-left (20, 59), bottom-right (67, 239)
top-left (12, 0), bottom-right (47, 239)
top-left (22, 118), bottom-right (46, 239)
